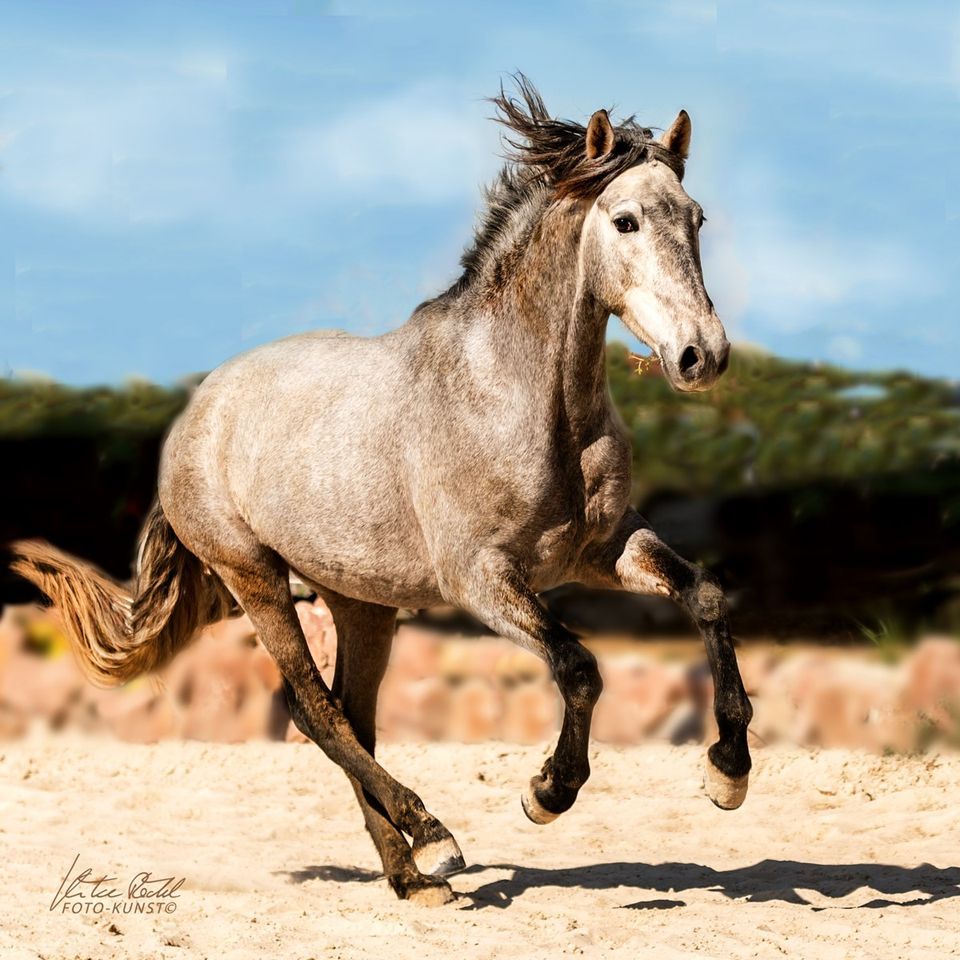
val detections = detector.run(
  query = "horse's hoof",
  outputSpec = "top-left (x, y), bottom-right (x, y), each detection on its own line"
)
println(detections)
top-left (703, 756), bottom-right (749, 810)
top-left (521, 780), bottom-right (560, 825)
top-left (406, 877), bottom-right (455, 907)
top-left (412, 836), bottom-right (465, 877)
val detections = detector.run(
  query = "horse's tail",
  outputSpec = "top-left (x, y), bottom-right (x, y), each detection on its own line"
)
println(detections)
top-left (9, 502), bottom-right (234, 687)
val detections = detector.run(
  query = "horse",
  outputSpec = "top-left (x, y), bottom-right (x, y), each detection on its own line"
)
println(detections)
top-left (12, 77), bottom-right (752, 906)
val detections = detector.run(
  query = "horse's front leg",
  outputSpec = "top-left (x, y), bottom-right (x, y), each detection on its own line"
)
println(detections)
top-left (581, 509), bottom-right (753, 809)
top-left (446, 551), bottom-right (603, 824)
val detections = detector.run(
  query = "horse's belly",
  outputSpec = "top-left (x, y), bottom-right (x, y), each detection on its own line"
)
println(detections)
top-left (287, 543), bottom-right (444, 609)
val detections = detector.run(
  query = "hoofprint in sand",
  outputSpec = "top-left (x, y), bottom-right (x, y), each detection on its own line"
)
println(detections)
top-left (2, 736), bottom-right (959, 959)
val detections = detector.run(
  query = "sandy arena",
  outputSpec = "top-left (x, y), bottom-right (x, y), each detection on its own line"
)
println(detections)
top-left (2, 736), bottom-right (959, 959)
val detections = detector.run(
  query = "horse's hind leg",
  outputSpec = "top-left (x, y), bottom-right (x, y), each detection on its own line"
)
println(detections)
top-left (324, 590), bottom-right (463, 900)
top-left (209, 548), bottom-right (461, 902)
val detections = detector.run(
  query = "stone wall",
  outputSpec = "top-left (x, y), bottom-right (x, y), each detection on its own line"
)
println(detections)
top-left (1, 598), bottom-right (959, 753)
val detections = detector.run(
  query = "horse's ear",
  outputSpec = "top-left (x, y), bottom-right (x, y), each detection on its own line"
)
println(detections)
top-left (585, 109), bottom-right (615, 160)
top-left (660, 110), bottom-right (692, 159)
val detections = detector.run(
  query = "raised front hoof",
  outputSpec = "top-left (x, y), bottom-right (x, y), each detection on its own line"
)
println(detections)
top-left (412, 836), bottom-right (465, 877)
top-left (703, 755), bottom-right (749, 810)
top-left (521, 775), bottom-right (577, 825)
top-left (390, 873), bottom-right (455, 907)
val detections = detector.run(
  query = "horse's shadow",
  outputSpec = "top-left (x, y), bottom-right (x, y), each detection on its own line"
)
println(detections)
top-left (280, 860), bottom-right (960, 912)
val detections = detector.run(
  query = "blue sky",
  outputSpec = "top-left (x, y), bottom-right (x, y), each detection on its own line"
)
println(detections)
top-left (1, 0), bottom-right (957, 384)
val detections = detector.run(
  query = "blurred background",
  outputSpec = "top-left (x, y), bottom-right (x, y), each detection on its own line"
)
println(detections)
top-left (1, 1), bottom-right (958, 752)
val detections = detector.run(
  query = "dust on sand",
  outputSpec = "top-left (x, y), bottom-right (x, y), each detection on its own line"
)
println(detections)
top-left (2, 735), bottom-right (959, 959)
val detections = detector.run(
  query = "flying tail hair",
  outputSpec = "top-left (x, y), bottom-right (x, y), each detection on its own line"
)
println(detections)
top-left (9, 502), bottom-right (234, 687)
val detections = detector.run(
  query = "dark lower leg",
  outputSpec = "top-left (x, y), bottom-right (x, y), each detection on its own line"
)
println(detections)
top-left (675, 572), bottom-right (753, 783)
top-left (326, 594), bottom-right (459, 900)
top-left (524, 637), bottom-right (602, 822)
top-left (344, 775), bottom-right (453, 903)
top-left (221, 563), bottom-right (457, 858)
top-left (613, 529), bottom-right (752, 805)
top-left (453, 556), bottom-right (602, 823)
top-left (703, 626), bottom-right (752, 773)
top-left (280, 671), bottom-right (457, 851)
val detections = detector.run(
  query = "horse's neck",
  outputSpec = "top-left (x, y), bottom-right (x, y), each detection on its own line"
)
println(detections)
top-left (498, 202), bottom-right (611, 440)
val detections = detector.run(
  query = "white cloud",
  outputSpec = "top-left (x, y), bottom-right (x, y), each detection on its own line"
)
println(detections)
top-left (952, 11), bottom-right (960, 95)
top-left (699, 158), bottom-right (932, 337)
top-left (827, 334), bottom-right (863, 363)
top-left (717, 0), bottom-right (953, 89)
top-left (704, 213), bottom-right (927, 336)
top-left (285, 84), bottom-right (499, 204)
top-left (0, 59), bottom-right (503, 232)
top-left (0, 49), bottom-right (234, 223)
top-left (175, 51), bottom-right (229, 83)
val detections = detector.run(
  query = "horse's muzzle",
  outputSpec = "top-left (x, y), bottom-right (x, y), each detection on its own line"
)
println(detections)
top-left (665, 337), bottom-right (730, 392)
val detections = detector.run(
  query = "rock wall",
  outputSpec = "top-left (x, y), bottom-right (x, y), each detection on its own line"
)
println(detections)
top-left (2, 599), bottom-right (959, 753)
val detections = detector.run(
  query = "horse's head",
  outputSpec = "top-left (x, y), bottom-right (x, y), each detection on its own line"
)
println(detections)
top-left (580, 110), bottom-right (729, 392)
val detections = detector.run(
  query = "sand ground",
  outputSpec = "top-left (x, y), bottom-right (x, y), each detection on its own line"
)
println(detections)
top-left (1, 735), bottom-right (959, 959)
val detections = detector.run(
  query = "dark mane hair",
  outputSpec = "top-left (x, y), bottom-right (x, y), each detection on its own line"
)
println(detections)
top-left (419, 75), bottom-right (682, 310)
top-left (491, 73), bottom-right (682, 200)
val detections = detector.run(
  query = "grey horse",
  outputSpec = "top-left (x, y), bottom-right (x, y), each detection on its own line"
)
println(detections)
top-left (13, 77), bottom-right (752, 906)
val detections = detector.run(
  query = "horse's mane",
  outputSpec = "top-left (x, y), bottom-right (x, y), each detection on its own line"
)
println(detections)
top-left (419, 75), bottom-right (684, 311)
top-left (491, 74), bottom-right (682, 200)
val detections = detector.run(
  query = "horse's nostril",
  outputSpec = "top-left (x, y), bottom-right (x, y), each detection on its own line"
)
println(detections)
top-left (679, 345), bottom-right (703, 378)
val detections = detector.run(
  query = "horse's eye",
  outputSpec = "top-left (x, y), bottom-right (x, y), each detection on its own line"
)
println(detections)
top-left (613, 215), bottom-right (638, 234)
